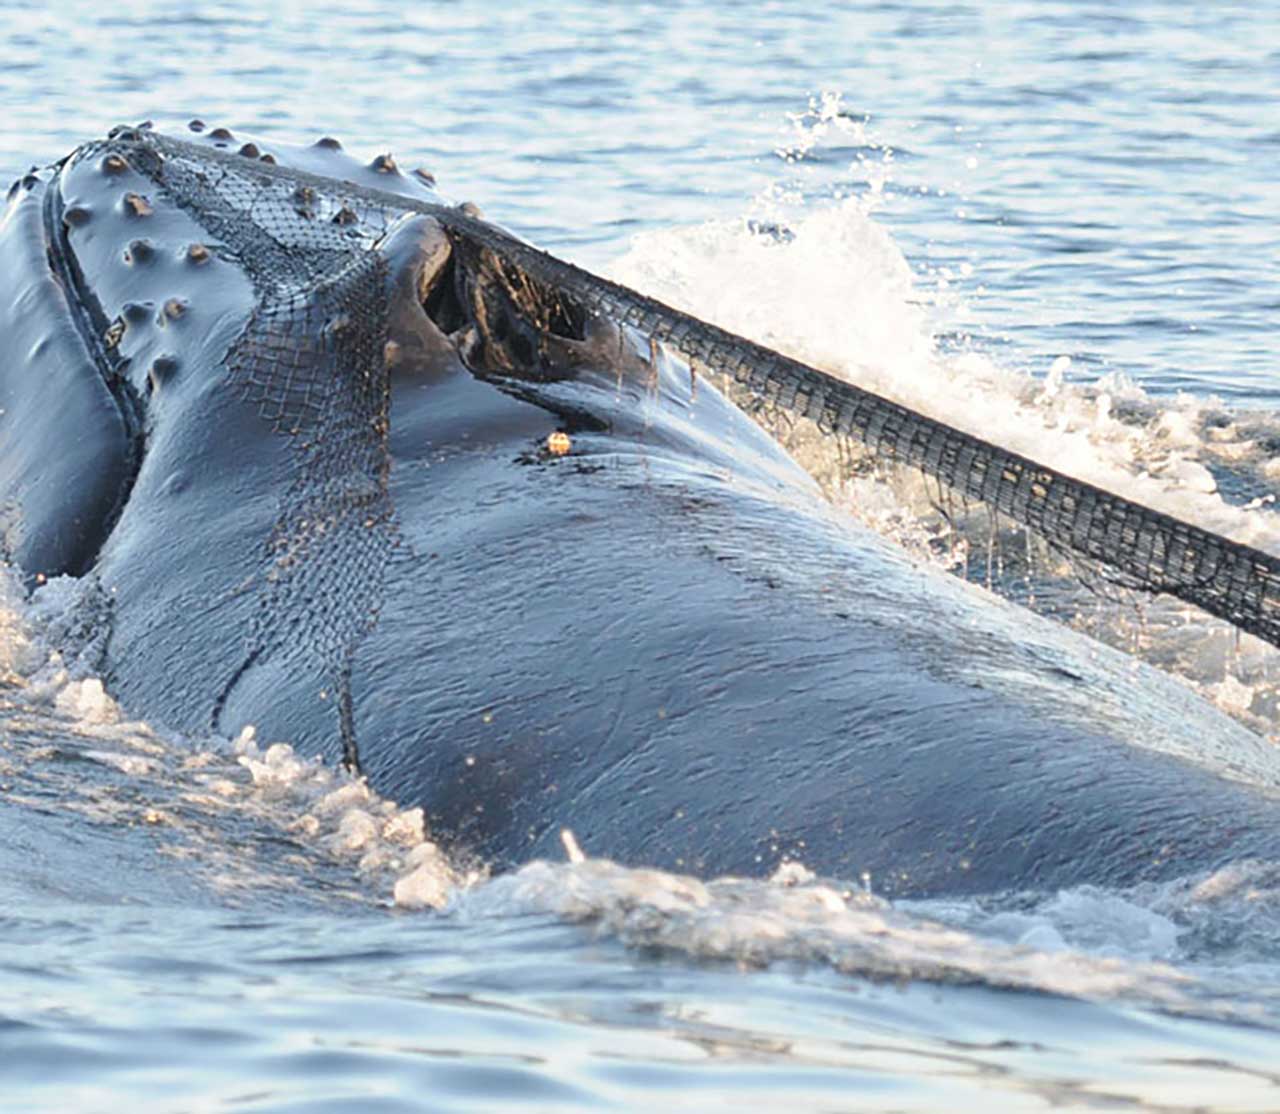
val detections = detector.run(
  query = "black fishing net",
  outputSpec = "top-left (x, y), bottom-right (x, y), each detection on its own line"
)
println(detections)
top-left (91, 129), bottom-right (402, 762)
top-left (90, 127), bottom-right (1280, 695)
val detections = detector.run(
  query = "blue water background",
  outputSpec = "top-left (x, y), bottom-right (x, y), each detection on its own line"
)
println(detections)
top-left (2, 2), bottom-right (1280, 1111)
top-left (3, 1), bottom-right (1276, 402)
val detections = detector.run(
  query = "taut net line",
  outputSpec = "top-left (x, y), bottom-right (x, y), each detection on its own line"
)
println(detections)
top-left (121, 130), bottom-right (1280, 651)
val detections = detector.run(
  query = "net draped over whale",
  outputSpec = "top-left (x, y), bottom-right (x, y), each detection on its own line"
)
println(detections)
top-left (83, 126), bottom-right (1280, 664)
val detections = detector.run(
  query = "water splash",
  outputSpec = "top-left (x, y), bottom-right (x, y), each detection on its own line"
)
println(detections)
top-left (607, 146), bottom-right (1280, 736)
top-left (0, 566), bottom-right (469, 910)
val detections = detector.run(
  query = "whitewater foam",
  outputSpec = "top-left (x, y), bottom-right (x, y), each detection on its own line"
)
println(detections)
top-left (609, 198), bottom-right (1280, 554)
top-left (0, 566), bottom-right (468, 909)
top-left (607, 181), bottom-right (1280, 737)
top-left (6, 561), bottom-right (1280, 1021)
top-left (1, 100), bottom-right (1277, 1013)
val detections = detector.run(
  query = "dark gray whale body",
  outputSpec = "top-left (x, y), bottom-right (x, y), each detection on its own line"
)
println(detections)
top-left (2, 122), bottom-right (1278, 897)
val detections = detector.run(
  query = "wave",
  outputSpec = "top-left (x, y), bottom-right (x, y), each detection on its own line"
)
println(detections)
top-left (7, 560), bottom-right (1280, 1025)
top-left (607, 185), bottom-right (1280, 739)
top-left (0, 565), bottom-right (464, 911)
top-left (2, 101), bottom-right (1279, 1026)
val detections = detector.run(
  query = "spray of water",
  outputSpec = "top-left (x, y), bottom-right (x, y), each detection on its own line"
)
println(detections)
top-left (608, 92), bottom-right (1280, 737)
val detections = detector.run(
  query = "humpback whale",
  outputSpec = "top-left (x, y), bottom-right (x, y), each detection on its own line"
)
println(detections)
top-left (2, 121), bottom-right (1278, 897)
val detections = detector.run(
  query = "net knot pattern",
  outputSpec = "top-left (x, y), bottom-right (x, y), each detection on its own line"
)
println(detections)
top-left (96, 132), bottom-right (405, 766)
top-left (97, 130), bottom-right (1280, 681)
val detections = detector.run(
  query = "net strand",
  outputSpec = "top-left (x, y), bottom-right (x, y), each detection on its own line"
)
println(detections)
top-left (95, 129), bottom-right (1280, 656)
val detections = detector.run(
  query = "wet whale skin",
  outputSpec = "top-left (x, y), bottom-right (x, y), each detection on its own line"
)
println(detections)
top-left (2, 125), bottom-right (1277, 897)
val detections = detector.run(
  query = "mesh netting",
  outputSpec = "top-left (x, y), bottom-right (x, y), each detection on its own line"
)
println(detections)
top-left (92, 130), bottom-right (402, 764)
top-left (94, 129), bottom-right (1280, 690)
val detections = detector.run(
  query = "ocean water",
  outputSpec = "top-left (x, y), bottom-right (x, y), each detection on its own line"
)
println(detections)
top-left (3, 1), bottom-right (1280, 1111)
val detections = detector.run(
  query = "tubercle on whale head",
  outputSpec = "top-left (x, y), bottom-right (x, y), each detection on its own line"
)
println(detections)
top-left (58, 120), bottom-right (604, 409)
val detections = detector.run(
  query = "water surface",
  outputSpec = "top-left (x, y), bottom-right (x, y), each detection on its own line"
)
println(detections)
top-left (2, 2), bottom-right (1280, 1110)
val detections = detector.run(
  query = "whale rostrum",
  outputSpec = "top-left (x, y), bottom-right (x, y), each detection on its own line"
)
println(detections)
top-left (126, 128), bottom-right (1280, 648)
top-left (2, 121), bottom-right (1278, 896)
